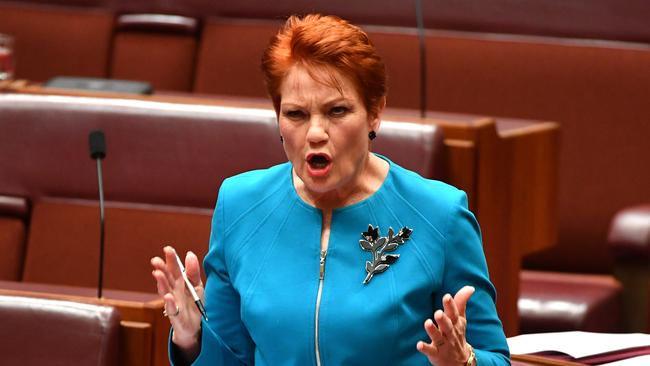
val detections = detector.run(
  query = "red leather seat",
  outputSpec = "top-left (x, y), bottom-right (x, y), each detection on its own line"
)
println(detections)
top-left (518, 270), bottom-right (623, 334)
top-left (519, 205), bottom-right (650, 334)
top-left (0, 295), bottom-right (121, 365)
top-left (609, 204), bottom-right (650, 332)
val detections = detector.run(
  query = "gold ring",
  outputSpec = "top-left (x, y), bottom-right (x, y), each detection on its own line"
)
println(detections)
top-left (163, 305), bottom-right (180, 317)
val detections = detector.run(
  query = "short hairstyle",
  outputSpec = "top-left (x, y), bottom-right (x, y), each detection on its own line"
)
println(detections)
top-left (261, 14), bottom-right (387, 118)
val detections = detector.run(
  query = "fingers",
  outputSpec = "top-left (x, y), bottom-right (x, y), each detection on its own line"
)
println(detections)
top-left (164, 246), bottom-right (183, 279)
top-left (417, 319), bottom-right (442, 363)
top-left (418, 287), bottom-right (476, 365)
top-left (185, 251), bottom-right (203, 287)
top-left (416, 339), bottom-right (438, 361)
top-left (163, 293), bottom-right (179, 316)
top-left (152, 268), bottom-right (172, 297)
top-left (443, 293), bottom-right (460, 324)
top-left (435, 309), bottom-right (455, 341)
top-left (453, 286), bottom-right (475, 317)
top-left (424, 318), bottom-right (444, 346)
top-left (151, 256), bottom-right (175, 288)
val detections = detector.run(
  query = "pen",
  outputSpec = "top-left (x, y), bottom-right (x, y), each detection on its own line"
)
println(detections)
top-left (174, 251), bottom-right (208, 321)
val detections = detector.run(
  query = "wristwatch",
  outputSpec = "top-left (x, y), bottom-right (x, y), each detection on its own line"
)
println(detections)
top-left (465, 344), bottom-right (476, 366)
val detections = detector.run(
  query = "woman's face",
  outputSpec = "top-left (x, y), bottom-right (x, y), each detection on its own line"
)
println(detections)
top-left (278, 64), bottom-right (380, 197)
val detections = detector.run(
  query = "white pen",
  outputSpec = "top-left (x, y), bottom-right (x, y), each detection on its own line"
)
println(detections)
top-left (174, 251), bottom-right (208, 321)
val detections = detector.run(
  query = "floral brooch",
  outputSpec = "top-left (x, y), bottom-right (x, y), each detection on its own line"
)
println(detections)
top-left (360, 224), bottom-right (413, 284)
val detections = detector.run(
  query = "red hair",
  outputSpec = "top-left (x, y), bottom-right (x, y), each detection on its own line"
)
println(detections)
top-left (261, 14), bottom-right (387, 117)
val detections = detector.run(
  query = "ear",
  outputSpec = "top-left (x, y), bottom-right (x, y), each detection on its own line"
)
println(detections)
top-left (369, 96), bottom-right (386, 132)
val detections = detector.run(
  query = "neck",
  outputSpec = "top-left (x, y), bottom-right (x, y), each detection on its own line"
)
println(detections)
top-left (293, 153), bottom-right (389, 211)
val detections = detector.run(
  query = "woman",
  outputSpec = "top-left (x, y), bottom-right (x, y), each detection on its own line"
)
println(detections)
top-left (151, 14), bottom-right (510, 365)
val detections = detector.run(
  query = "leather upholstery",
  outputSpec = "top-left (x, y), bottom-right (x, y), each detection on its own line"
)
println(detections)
top-left (608, 204), bottom-right (650, 261)
top-left (421, 0), bottom-right (650, 43)
top-left (0, 294), bottom-right (120, 366)
top-left (608, 204), bottom-right (650, 332)
top-left (519, 270), bottom-right (623, 334)
top-left (193, 18), bottom-right (422, 110)
top-left (110, 14), bottom-right (199, 91)
top-left (0, 93), bottom-right (443, 293)
top-left (115, 13), bottom-right (199, 34)
top-left (22, 198), bottom-right (212, 292)
top-left (110, 0), bottom-right (650, 42)
top-left (0, 195), bottom-right (29, 218)
top-left (0, 93), bottom-right (442, 207)
top-left (193, 18), bottom-right (278, 97)
top-left (0, 1), bottom-right (113, 81)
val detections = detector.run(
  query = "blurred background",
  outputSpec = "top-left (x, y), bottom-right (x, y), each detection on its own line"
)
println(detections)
top-left (0, 1), bottom-right (649, 365)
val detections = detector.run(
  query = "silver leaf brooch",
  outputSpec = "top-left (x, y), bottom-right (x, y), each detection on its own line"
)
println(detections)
top-left (360, 224), bottom-right (413, 284)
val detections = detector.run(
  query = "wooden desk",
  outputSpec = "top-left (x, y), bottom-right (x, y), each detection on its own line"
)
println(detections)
top-left (512, 354), bottom-right (586, 366)
top-left (0, 281), bottom-right (170, 366)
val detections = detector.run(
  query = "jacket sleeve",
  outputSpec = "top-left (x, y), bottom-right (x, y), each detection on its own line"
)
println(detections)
top-left (169, 180), bottom-right (256, 365)
top-left (439, 190), bottom-right (511, 366)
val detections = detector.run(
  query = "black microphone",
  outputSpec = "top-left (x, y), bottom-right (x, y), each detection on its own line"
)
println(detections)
top-left (89, 130), bottom-right (106, 298)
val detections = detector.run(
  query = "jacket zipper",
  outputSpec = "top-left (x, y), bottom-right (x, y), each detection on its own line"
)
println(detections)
top-left (315, 249), bottom-right (327, 366)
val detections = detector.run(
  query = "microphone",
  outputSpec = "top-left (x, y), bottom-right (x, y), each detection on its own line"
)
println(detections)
top-left (89, 130), bottom-right (106, 298)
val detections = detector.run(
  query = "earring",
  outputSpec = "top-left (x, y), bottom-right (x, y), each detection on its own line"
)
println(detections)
top-left (368, 131), bottom-right (377, 140)
top-left (280, 136), bottom-right (284, 143)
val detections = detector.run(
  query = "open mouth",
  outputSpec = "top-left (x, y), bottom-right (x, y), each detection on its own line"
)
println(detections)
top-left (306, 153), bottom-right (332, 176)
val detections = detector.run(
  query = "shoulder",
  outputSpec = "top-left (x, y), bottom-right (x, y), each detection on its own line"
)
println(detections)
top-left (388, 162), bottom-right (468, 214)
top-left (217, 162), bottom-right (293, 223)
top-left (220, 162), bottom-right (290, 197)
top-left (378, 161), bottom-right (470, 245)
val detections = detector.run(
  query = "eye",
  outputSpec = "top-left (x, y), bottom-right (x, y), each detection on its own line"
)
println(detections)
top-left (283, 110), bottom-right (306, 120)
top-left (329, 106), bottom-right (349, 117)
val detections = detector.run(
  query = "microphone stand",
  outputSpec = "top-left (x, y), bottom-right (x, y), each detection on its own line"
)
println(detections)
top-left (415, 0), bottom-right (427, 118)
top-left (89, 130), bottom-right (106, 299)
top-left (96, 157), bottom-right (105, 299)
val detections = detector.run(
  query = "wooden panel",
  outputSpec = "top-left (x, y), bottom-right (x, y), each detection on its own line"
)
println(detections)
top-left (0, 218), bottom-right (25, 281)
top-left (120, 321), bottom-right (152, 366)
top-left (503, 122), bottom-right (560, 255)
top-left (442, 139), bottom-right (476, 211)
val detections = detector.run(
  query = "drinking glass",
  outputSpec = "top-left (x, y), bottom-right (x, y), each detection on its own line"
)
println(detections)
top-left (0, 33), bottom-right (15, 81)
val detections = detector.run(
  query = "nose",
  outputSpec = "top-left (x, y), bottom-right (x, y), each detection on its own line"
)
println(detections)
top-left (306, 115), bottom-right (329, 144)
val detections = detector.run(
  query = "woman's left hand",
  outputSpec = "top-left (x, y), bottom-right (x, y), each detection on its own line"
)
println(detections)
top-left (417, 285), bottom-right (476, 366)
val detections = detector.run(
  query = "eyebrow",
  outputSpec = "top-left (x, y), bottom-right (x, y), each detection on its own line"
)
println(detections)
top-left (280, 97), bottom-right (351, 110)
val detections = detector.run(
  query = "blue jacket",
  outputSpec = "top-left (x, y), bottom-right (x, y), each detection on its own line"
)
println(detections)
top-left (172, 157), bottom-right (510, 365)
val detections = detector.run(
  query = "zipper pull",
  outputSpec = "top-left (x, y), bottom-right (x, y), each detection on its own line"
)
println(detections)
top-left (319, 250), bottom-right (327, 280)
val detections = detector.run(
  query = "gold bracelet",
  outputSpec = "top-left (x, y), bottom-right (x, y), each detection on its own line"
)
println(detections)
top-left (465, 344), bottom-right (476, 366)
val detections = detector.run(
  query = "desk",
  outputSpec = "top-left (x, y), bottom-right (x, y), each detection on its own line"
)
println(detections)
top-left (512, 354), bottom-right (586, 366)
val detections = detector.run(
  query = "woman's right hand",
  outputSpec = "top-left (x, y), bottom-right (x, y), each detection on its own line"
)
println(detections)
top-left (151, 246), bottom-right (205, 354)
